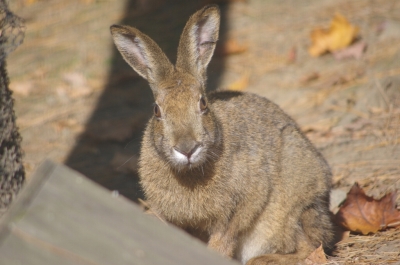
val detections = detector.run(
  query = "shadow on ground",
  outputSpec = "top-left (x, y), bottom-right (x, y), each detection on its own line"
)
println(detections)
top-left (65, 0), bottom-right (229, 202)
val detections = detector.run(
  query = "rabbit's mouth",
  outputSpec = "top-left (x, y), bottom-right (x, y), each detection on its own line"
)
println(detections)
top-left (171, 145), bottom-right (206, 168)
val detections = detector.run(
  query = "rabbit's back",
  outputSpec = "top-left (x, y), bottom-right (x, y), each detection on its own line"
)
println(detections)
top-left (210, 91), bottom-right (333, 262)
top-left (209, 90), bottom-right (331, 201)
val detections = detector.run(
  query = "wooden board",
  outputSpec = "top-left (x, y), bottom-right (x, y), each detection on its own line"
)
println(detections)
top-left (0, 160), bottom-right (239, 265)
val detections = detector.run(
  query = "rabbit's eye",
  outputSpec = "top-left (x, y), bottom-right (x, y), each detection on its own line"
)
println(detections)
top-left (199, 97), bottom-right (207, 112)
top-left (154, 104), bottom-right (161, 118)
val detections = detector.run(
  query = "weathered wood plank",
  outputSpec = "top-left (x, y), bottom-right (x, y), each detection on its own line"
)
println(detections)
top-left (0, 160), bottom-right (239, 265)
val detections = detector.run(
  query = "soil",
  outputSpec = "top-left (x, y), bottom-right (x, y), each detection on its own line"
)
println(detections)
top-left (7, 0), bottom-right (400, 264)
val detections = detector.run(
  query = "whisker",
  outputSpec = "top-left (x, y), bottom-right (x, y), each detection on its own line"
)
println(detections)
top-left (117, 155), bottom-right (136, 170)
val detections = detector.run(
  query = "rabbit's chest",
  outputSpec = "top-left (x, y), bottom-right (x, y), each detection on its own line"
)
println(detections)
top-left (149, 180), bottom-right (231, 227)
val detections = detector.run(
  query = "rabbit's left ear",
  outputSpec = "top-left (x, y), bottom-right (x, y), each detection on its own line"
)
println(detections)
top-left (176, 5), bottom-right (220, 81)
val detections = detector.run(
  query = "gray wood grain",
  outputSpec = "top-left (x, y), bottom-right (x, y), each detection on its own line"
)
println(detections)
top-left (0, 160), bottom-right (239, 265)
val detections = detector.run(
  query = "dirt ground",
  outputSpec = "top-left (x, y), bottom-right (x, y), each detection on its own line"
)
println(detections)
top-left (7, 0), bottom-right (400, 264)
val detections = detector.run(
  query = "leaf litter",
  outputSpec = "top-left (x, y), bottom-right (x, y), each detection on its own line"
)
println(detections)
top-left (335, 183), bottom-right (400, 235)
top-left (309, 13), bottom-right (360, 57)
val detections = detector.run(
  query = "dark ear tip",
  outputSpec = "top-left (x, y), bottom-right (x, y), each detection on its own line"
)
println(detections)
top-left (110, 24), bottom-right (122, 34)
top-left (203, 4), bottom-right (219, 10)
top-left (110, 25), bottom-right (140, 38)
top-left (201, 4), bottom-right (220, 15)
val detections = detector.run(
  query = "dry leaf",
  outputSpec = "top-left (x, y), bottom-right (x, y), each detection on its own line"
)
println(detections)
top-left (309, 13), bottom-right (359, 57)
top-left (215, 39), bottom-right (248, 56)
top-left (304, 245), bottom-right (327, 265)
top-left (335, 183), bottom-right (400, 235)
top-left (227, 72), bottom-right (249, 91)
top-left (333, 40), bottom-right (367, 60)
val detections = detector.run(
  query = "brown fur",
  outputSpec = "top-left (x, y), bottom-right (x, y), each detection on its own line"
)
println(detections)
top-left (110, 5), bottom-right (334, 264)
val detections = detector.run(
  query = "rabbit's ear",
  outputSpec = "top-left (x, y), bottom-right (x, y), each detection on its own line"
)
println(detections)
top-left (110, 25), bottom-right (173, 87)
top-left (176, 5), bottom-right (220, 81)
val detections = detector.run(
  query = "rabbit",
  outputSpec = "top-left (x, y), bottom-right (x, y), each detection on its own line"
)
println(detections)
top-left (110, 5), bottom-right (334, 265)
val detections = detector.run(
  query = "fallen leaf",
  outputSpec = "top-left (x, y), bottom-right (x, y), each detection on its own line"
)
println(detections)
top-left (227, 72), bottom-right (249, 91)
top-left (332, 40), bottom-right (367, 60)
top-left (309, 13), bottom-right (359, 57)
top-left (304, 245), bottom-right (327, 265)
top-left (335, 183), bottom-right (400, 235)
top-left (215, 39), bottom-right (248, 56)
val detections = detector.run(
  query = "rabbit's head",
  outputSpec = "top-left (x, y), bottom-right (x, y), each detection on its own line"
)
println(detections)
top-left (111, 5), bottom-right (221, 171)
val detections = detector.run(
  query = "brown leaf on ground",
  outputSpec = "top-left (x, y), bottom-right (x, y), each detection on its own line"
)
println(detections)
top-left (304, 245), bottom-right (327, 265)
top-left (335, 183), bottom-right (400, 235)
top-left (333, 40), bottom-right (367, 60)
top-left (215, 39), bottom-right (248, 56)
top-left (309, 13), bottom-right (359, 57)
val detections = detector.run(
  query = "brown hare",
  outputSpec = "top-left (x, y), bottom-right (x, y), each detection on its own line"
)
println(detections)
top-left (110, 5), bottom-right (334, 265)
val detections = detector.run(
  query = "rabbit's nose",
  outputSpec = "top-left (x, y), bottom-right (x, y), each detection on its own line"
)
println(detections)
top-left (174, 141), bottom-right (200, 159)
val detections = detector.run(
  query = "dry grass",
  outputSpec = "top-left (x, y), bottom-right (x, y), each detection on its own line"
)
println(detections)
top-left (328, 229), bottom-right (400, 264)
